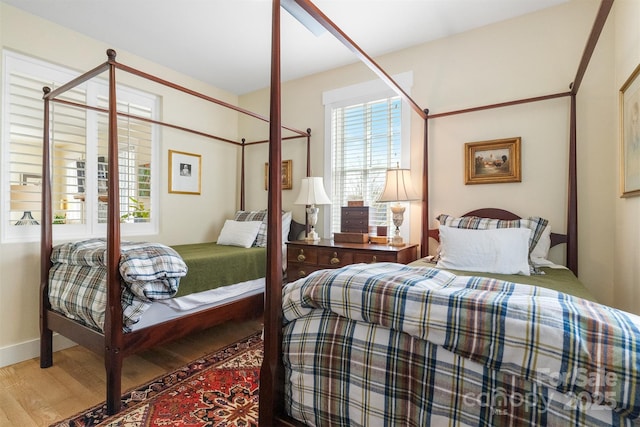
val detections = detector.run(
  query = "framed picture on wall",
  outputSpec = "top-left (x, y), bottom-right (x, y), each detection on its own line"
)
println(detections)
top-left (264, 159), bottom-right (293, 190)
top-left (465, 137), bottom-right (522, 185)
top-left (168, 150), bottom-right (201, 195)
top-left (620, 63), bottom-right (640, 198)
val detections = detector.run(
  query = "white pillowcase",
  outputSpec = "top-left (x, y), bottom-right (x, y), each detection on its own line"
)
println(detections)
top-left (282, 211), bottom-right (293, 242)
top-left (436, 226), bottom-right (532, 276)
top-left (216, 220), bottom-right (263, 248)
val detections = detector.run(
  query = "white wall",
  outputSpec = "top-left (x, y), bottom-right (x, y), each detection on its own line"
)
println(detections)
top-left (0, 3), bottom-right (245, 366)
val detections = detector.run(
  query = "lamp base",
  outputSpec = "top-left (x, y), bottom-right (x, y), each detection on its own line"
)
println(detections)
top-left (304, 229), bottom-right (320, 242)
top-left (389, 235), bottom-right (405, 247)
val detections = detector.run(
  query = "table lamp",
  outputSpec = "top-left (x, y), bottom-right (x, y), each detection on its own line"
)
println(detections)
top-left (294, 177), bottom-right (331, 242)
top-left (11, 184), bottom-right (40, 225)
top-left (377, 167), bottom-right (419, 246)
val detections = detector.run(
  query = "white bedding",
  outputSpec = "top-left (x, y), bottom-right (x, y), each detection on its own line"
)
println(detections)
top-left (130, 277), bottom-right (264, 331)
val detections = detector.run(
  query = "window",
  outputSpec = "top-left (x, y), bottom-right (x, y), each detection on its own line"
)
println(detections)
top-left (323, 73), bottom-right (412, 237)
top-left (2, 50), bottom-right (159, 242)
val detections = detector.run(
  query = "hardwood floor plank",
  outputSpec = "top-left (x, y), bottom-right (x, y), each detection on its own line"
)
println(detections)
top-left (0, 319), bottom-right (263, 426)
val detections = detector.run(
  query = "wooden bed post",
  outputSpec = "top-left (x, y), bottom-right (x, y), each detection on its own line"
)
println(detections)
top-left (241, 139), bottom-right (246, 211)
top-left (421, 109), bottom-right (429, 258)
top-left (40, 87), bottom-right (53, 368)
top-left (306, 128), bottom-right (311, 176)
top-left (260, 0), bottom-right (284, 424)
top-left (567, 92), bottom-right (578, 276)
top-left (104, 49), bottom-right (124, 415)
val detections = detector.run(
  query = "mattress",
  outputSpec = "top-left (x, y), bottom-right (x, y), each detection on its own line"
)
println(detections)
top-left (130, 277), bottom-right (264, 331)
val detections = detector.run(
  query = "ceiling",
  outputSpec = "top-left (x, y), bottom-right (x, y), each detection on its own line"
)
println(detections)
top-left (3, 0), bottom-right (568, 95)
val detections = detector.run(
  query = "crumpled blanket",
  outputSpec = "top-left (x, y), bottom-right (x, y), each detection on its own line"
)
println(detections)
top-left (49, 238), bottom-right (187, 331)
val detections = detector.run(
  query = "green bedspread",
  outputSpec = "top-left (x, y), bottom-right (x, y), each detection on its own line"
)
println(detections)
top-left (408, 258), bottom-right (596, 302)
top-left (170, 242), bottom-right (266, 298)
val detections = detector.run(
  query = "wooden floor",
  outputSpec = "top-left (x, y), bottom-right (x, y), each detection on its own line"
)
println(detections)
top-left (0, 319), bottom-right (263, 427)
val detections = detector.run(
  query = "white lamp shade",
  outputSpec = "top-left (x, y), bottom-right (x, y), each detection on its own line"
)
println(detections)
top-left (11, 185), bottom-right (40, 211)
top-left (378, 168), bottom-right (420, 202)
top-left (294, 177), bottom-right (331, 205)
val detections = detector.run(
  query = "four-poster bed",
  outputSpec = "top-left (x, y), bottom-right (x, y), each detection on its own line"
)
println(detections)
top-left (261, 0), bottom-right (640, 426)
top-left (39, 49), bottom-right (310, 415)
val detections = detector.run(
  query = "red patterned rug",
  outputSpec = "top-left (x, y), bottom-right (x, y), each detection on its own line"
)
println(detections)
top-left (51, 331), bottom-right (263, 427)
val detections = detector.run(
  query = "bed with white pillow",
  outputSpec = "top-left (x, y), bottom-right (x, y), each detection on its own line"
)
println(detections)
top-left (131, 210), bottom-right (299, 330)
top-left (410, 208), bottom-right (595, 300)
top-left (48, 209), bottom-right (301, 333)
top-left (281, 209), bottom-right (640, 426)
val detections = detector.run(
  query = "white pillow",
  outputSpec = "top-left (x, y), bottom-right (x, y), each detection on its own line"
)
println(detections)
top-left (436, 226), bottom-right (532, 276)
top-left (216, 220), bottom-right (263, 248)
top-left (282, 211), bottom-right (293, 242)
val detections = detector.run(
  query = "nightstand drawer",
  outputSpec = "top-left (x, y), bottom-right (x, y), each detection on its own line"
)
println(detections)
top-left (286, 240), bottom-right (419, 284)
top-left (287, 264), bottom-right (323, 280)
top-left (353, 251), bottom-right (397, 264)
top-left (317, 248), bottom-right (354, 268)
top-left (287, 246), bottom-right (317, 264)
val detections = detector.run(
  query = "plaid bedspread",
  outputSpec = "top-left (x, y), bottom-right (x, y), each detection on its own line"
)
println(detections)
top-left (282, 263), bottom-right (640, 426)
top-left (49, 238), bottom-right (187, 332)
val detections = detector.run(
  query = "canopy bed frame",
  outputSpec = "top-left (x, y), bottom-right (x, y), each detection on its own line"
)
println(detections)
top-left (260, 0), bottom-right (614, 425)
top-left (39, 49), bottom-right (311, 415)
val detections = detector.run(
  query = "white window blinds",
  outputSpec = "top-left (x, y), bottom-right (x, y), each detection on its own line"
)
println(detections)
top-left (2, 50), bottom-right (158, 242)
top-left (330, 96), bottom-right (402, 234)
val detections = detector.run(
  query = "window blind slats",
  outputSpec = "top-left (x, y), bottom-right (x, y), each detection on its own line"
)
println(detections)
top-left (4, 51), bottom-right (157, 240)
top-left (331, 97), bottom-right (402, 234)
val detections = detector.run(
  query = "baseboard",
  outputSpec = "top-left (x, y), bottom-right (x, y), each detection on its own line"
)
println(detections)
top-left (0, 333), bottom-right (77, 368)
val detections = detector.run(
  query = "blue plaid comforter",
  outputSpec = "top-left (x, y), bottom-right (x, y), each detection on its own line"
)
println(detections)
top-left (49, 238), bottom-right (187, 332)
top-left (282, 263), bottom-right (640, 426)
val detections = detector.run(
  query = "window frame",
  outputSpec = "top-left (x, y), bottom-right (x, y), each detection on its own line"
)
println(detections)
top-left (1, 50), bottom-right (160, 243)
top-left (322, 72), bottom-right (413, 239)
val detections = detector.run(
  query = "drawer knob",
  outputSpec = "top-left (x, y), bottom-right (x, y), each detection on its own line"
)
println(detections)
top-left (330, 252), bottom-right (340, 265)
top-left (299, 270), bottom-right (306, 277)
top-left (371, 255), bottom-right (377, 263)
top-left (297, 249), bottom-right (306, 262)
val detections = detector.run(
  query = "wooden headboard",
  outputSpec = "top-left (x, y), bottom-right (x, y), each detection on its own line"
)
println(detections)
top-left (427, 208), bottom-right (568, 248)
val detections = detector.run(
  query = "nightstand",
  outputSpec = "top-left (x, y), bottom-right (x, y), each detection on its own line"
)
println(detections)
top-left (286, 239), bottom-right (419, 281)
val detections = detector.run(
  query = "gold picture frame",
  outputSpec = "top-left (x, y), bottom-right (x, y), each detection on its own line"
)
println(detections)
top-left (620, 63), bottom-right (640, 197)
top-left (168, 150), bottom-right (201, 195)
top-left (465, 137), bottom-right (521, 185)
top-left (264, 159), bottom-right (292, 190)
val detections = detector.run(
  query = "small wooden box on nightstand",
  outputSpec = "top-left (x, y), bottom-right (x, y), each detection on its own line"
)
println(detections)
top-left (286, 239), bottom-right (419, 282)
top-left (341, 206), bottom-right (369, 233)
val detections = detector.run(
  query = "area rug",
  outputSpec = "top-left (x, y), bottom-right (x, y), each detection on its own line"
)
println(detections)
top-left (51, 331), bottom-right (263, 427)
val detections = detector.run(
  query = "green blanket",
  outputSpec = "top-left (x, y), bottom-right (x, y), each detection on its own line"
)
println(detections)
top-left (170, 242), bottom-right (266, 298)
top-left (408, 258), bottom-right (596, 302)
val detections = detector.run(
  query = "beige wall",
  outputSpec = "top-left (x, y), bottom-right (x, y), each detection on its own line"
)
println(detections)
top-left (613, 0), bottom-right (640, 314)
top-left (0, 4), bottom-right (245, 366)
